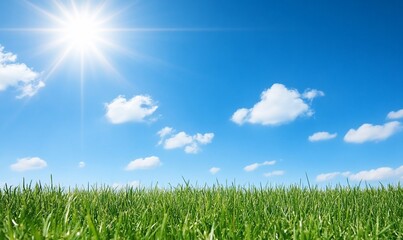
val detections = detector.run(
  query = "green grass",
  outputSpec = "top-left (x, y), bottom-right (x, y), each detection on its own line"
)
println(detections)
top-left (0, 181), bottom-right (402, 239)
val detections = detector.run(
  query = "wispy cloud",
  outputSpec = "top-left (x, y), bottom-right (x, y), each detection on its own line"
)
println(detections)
top-left (349, 166), bottom-right (403, 181)
top-left (125, 156), bottom-right (161, 170)
top-left (209, 167), bottom-right (220, 175)
top-left (158, 127), bottom-right (214, 154)
top-left (316, 166), bottom-right (403, 182)
top-left (387, 109), bottom-right (403, 120)
top-left (105, 95), bottom-right (158, 124)
top-left (302, 89), bottom-right (325, 101)
top-left (264, 170), bottom-right (285, 177)
top-left (157, 127), bottom-right (173, 138)
top-left (244, 160), bottom-right (276, 172)
top-left (308, 131), bottom-right (337, 142)
top-left (0, 45), bottom-right (45, 98)
top-left (316, 172), bottom-right (342, 182)
top-left (231, 83), bottom-right (323, 126)
top-left (10, 157), bottom-right (47, 172)
top-left (344, 121), bottom-right (401, 143)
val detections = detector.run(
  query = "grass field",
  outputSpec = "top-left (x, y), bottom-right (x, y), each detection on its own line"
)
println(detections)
top-left (0, 181), bottom-right (402, 239)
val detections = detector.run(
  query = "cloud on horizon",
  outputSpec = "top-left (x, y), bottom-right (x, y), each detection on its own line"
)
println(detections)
top-left (0, 45), bottom-right (45, 98)
top-left (316, 171), bottom-right (350, 182)
top-left (264, 170), bottom-right (285, 177)
top-left (231, 83), bottom-right (323, 126)
top-left (316, 165), bottom-right (403, 182)
top-left (105, 95), bottom-right (158, 124)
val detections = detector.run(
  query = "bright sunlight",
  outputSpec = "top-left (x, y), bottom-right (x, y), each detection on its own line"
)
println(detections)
top-left (62, 13), bottom-right (100, 49)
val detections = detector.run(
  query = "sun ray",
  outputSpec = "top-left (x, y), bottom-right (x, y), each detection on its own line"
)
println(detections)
top-left (42, 45), bottom-right (74, 83)
top-left (80, 49), bottom-right (85, 152)
top-left (88, 44), bottom-right (121, 78)
top-left (23, 0), bottom-right (66, 25)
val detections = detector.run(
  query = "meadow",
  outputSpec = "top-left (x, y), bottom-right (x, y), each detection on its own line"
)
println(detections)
top-left (0, 181), bottom-right (402, 239)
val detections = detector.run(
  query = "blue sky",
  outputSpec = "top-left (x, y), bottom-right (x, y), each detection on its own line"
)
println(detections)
top-left (0, 0), bottom-right (402, 188)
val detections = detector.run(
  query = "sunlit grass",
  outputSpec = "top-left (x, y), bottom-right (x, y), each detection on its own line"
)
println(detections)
top-left (0, 181), bottom-right (402, 239)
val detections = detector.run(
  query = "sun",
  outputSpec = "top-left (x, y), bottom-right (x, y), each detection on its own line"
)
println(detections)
top-left (63, 13), bottom-right (100, 50)
top-left (18, 0), bottom-right (119, 70)
top-left (15, 0), bottom-right (129, 82)
top-left (52, 1), bottom-right (110, 58)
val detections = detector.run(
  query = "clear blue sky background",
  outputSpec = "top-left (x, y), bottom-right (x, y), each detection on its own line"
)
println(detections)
top-left (0, 0), bottom-right (402, 187)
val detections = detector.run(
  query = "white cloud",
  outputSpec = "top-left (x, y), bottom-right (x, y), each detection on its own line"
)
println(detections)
top-left (78, 161), bottom-right (86, 168)
top-left (231, 108), bottom-right (249, 125)
top-left (387, 109), bottom-right (403, 120)
top-left (244, 160), bottom-right (276, 172)
top-left (10, 157), bottom-right (47, 172)
top-left (308, 131), bottom-right (337, 142)
top-left (158, 127), bottom-right (173, 138)
top-left (164, 132), bottom-right (193, 149)
top-left (344, 121), bottom-right (401, 143)
top-left (125, 156), bottom-right (161, 171)
top-left (105, 95), bottom-right (158, 124)
top-left (158, 127), bottom-right (214, 154)
top-left (231, 83), bottom-right (322, 126)
top-left (316, 166), bottom-right (403, 182)
top-left (349, 166), bottom-right (403, 181)
top-left (302, 89), bottom-right (325, 101)
top-left (264, 170), bottom-right (285, 177)
top-left (209, 167), bottom-right (220, 175)
top-left (316, 172), bottom-right (341, 182)
top-left (341, 171), bottom-right (351, 177)
top-left (0, 45), bottom-right (45, 98)
top-left (112, 181), bottom-right (140, 190)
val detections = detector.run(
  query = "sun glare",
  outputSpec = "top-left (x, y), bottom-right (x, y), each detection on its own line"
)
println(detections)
top-left (24, 0), bottom-right (123, 78)
top-left (63, 14), bottom-right (100, 49)
top-left (54, 2), bottom-right (109, 56)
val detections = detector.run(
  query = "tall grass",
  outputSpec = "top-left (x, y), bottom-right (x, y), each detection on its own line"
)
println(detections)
top-left (0, 181), bottom-right (402, 239)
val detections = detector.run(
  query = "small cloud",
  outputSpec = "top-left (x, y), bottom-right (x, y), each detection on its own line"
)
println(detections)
top-left (231, 83), bottom-right (323, 126)
top-left (344, 121), bottom-right (401, 143)
top-left (244, 160), bottom-right (276, 172)
top-left (125, 156), bottom-right (161, 171)
top-left (308, 131), bottom-right (337, 142)
top-left (387, 109), bottom-right (403, 120)
top-left (316, 172), bottom-right (341, 182)
top-left (264, 170), bottom-right (285, 177)
top-left (349, 166), bottom-right (403, 181)
top-left (10, 157), bottom-right (47, 172)
top-left (105, 95), bottom-right (158, 124)
top-left (0, 45), bottom-right (45, 98)
top-left (112, 181), bottom-right (140, 190)
top-left (158, 127), bottom-right (214, 154)
top-left (302, 89), bottom-right (325, 101)
top-left (78, 161), bottom-right (86, 168)
top-left (157, 127), bottom-right (173, 138)
top-left (209, 167), bottom-right (220, 175)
